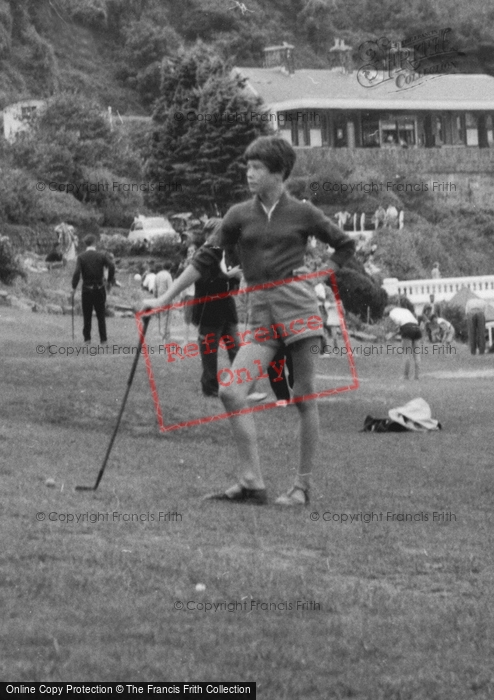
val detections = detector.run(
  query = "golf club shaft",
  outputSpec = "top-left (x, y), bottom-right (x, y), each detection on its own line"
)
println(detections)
top-left (80, 315), bottom-right (151, 491)
top-left (71, 292), bottom-right (75, 340)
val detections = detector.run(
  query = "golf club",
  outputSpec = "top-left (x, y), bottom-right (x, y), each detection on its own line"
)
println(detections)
top-left (75, 314), bottom-right (151, 491)
top-left (71, 291), bottom-right (75, 341)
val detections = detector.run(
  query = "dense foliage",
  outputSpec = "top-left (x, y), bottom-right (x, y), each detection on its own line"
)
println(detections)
top-left (144, 44), bottom-right (273, 215)
top-left (0, 235), bottom-right (25, 284)
top-left (0, 0), bottom-right (493, 307)
top-left (7, 93), bottom-right (143, 227)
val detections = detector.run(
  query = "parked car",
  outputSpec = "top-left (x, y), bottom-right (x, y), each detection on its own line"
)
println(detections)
top-left (128, 216), bottom-right (179, 243)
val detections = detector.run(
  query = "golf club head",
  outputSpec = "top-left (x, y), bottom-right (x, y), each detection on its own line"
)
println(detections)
top-left (74, 485), bottom-right (96, 491)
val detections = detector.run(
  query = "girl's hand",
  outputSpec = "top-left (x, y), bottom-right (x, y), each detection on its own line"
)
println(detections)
top-left (141, 298), bottom-right (158, 311)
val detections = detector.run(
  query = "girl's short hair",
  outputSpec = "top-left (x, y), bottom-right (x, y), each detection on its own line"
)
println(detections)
top-left (244, 136), bottom-right (296, 180)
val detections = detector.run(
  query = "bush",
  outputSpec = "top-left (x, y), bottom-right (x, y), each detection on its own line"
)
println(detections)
top-left (441, 303), bottom-right (468, 343)
top-left (64, 0), bottom-right (107, 28)
top-left (37, 188), bottom-right (102, 228)
top-left (372, 227), bottom-right (427, 280)
top-left (0, 169), bottom-right (40, 223)
top-left (387, 294), bottom-right (416, 315)
top-left (0, 223), bottom-right (36, 251)
top-left (99, 233), bottom-right (132, 257)
top-left (335, 268), bottom-right (388, 322)
top-left (147, 236), bottom-right (181, 258)
top-left (80, 167), bottom-right (143, 227)
top-left (0, 235), bottom-right (25, 284)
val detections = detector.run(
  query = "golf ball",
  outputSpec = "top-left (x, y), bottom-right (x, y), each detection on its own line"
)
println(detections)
top-left (195, 583), bottom-right (206, 592)
top-left (134, 273), bottom-right (142, 282)
top-left (45, 478), bottom-right (56, 488)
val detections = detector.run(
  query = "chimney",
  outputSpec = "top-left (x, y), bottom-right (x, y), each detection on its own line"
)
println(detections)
top-left (328, 38), bottom-right (353, 73)
top-left (389, 40), bottom-right (415, 74)
top-left (263, 42), bottom-right (295, 74)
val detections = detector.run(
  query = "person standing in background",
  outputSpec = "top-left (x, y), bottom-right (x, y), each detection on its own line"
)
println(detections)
top-left (72, 235), bottom-right (115, 344)
top-left (431, 262), bottom-right (441, 279)
top-left (466, 297), bottom-right (487, 355)
top-left (155, 261), bottom-right (174, 343)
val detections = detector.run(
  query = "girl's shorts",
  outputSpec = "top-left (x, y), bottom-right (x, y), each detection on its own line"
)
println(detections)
top-left (248, 278), bottom-right (324, 349)
top-left (401, 323), bottom-right (422, 341)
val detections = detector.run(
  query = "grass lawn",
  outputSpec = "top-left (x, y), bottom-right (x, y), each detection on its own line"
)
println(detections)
top-left (1, 298), bottom-right (494, 699)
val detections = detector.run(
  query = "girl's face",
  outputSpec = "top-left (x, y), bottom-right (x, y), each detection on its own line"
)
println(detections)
top-left (246, 159), bottom-right (282, 197)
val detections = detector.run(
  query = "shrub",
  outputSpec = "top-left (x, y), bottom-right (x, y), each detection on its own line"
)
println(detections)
top-left (63, 0), bottom-right (107, 28)
top-left (0, 169), bottom-right (40, 223)
top-left (80, 167), bottom-right (143, 227)
top-left (387, 294), bottom-right (417, 314)
top-left (99, 233), bottom-right (132, 257)
top-left (335, 268), bottom-right (388, 322)
top-left (147, 236), bottom-right (181, 258)
top-left (441, 303), bottom-right (468, 343)
top-left (0, 235), bottom-right (25, 284)
top-left (37, 188), bottom-right (102, 228)
top-left (372, 228), bottom-right (427, 280)
top-left (0, 223), bottom-right (36, 250)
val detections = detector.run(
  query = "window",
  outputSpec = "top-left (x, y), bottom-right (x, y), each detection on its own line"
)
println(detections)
top-left (397, 118), bottom-right (416, 147)
top-left (380, 116), bottom-right (416, 147)
top-left (488, 115), bottom-right (493, 146)
top-left (334, 116), bottom-right (347, 147)
top-left (289, 112), bottom-right (311, 147)
top-left (466, 113), bottom-right (478, 146)
top-left (361, 114), bottom-right (380, 147)
top-left (20, 105), bottom-right (37, 121)
top-left (455, 114), bottom-right (466, 144)
top-left (434, 116), bottom-right (444, 145)
top-left (308, 113), bottom-right (322, 147)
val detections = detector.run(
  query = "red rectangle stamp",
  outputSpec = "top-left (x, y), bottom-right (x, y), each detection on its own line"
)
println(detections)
top-left (135, 268), bottom-right (359, 431)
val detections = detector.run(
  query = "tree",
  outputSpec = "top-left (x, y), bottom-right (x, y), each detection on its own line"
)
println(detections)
top-left (298, 0), bottom-right (336, 56)
top-left (11, 93), bottom-right (113, 184)
top-left (8, 92), bottom-right (144, 226)
top-left (0, 235), bottom-right (25, 284)
top-left (144, 44), bottom-right (274, 215)
top-left (0, 0), bottom-right (12, 59)
top-left (116, 18), bottom-right (181, 106)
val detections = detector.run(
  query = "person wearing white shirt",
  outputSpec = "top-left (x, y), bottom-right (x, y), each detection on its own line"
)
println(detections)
top-left (386, 306), bottom-right (422, 380)
top-left (154, 262), bottom-right (174, 342)
top-left (142, 270), bottom-right (156, 294)
top-left (429, 315), bottom-right (455, 345)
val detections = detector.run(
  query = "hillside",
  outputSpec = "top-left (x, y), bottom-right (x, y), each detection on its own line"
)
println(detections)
top-left (1, 0), bottom-right (494, 286)
top-left (0, 0), bottom-right (493, 113)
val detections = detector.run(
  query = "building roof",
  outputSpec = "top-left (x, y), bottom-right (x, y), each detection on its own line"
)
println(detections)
top-left (236, 67), bottom-right (494, 112)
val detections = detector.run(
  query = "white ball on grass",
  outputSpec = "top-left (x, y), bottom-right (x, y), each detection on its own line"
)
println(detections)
top-left (45, 478), bottom-right (56, 488)
top-left (134, 273), bottom-right (142, 282)
top-left (195, 583), bottom-right (206, 592)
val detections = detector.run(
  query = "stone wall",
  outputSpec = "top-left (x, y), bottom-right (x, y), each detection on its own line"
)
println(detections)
top-left (294, 147), bottom-right (494, 207)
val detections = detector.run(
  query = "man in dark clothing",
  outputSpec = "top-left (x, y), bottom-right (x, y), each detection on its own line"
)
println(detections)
top-left (72, 235), bottom-right (115, 344)
top-left (192, 255), bottom-right (239, 397)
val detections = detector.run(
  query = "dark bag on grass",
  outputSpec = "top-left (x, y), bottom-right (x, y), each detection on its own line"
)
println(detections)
top-left (362, 416), bottom-right (408, 433)
top-left (362, 399), bottom-right (442, 433)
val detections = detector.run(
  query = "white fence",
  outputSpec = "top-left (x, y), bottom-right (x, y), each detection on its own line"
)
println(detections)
top-left (382, 275), bottom-right (494, 310)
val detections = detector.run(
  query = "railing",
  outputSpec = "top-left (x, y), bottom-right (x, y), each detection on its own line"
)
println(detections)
top-left (383, 275), bottom-right (494, 308)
